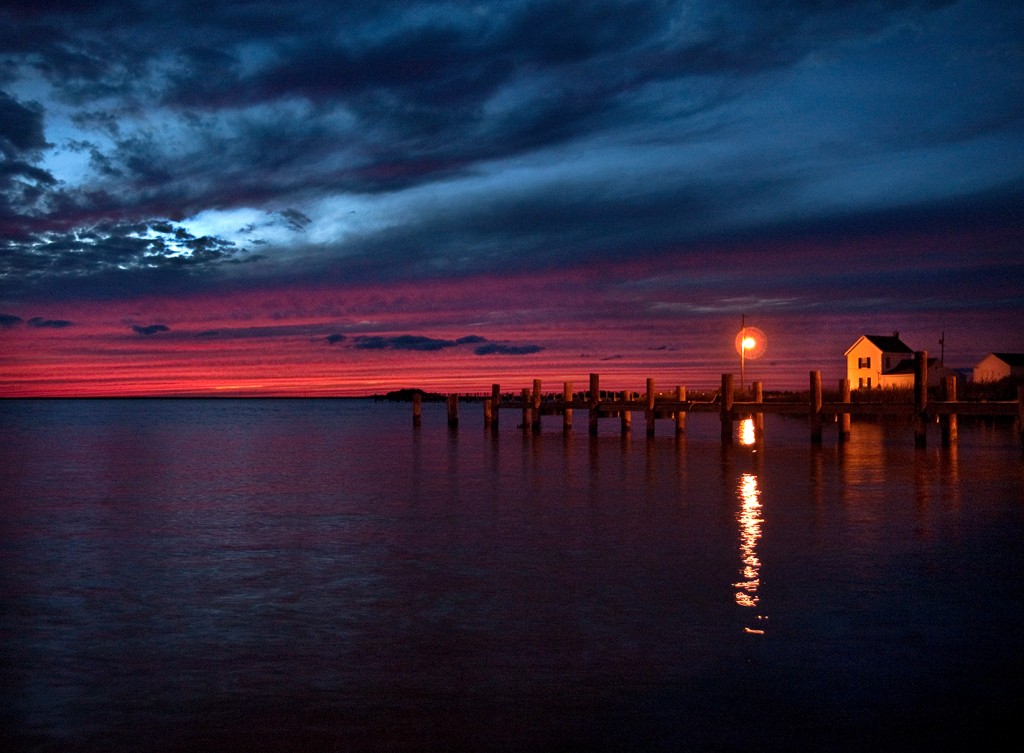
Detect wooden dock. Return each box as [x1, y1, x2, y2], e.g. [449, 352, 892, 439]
[413, 351, 1024, 448]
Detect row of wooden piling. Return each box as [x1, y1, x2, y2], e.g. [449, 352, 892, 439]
[412, 351, 1024, 448]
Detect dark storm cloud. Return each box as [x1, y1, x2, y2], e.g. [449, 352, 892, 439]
[334, 181, 739, 276]
[0, 91, 49, 156]
[349, 333, 539, 354]
[27, 316, 71, 328]
[188, 323, 337, 341]
[473, 342, 543, 356]
[0, 0, 1021, 316]
[353, 335, 460, 351]
[0, 312, 76, 329]
[132, 323, 169, 335]
[0, 218, 259, 299]
[0, 91, 57, 225]
[0, 160, 57, 185]
[2, 0, 974, 211]
[0, 313, 24, 327]
[158, 0, 945, 169]
[279, 209, 312, 232]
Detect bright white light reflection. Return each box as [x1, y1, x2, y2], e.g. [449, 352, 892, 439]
[739, 417, 756, 446]
[735, 472, 767, 634]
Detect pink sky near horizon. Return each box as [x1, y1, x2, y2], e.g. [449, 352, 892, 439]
[2, 267, 1015, 398]
[3, 2, 1023, 398]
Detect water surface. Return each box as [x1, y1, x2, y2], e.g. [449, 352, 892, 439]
[2, 399, 1021, 752]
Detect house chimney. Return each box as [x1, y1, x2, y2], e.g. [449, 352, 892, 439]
[892, 330, 899, 339]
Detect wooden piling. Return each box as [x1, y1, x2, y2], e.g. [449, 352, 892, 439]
[447, 394, 459, 429]
[563, 381, 573, 433]
[752, 381, 764, 439]
[412, 392, 422, 427]
[838, 379, 851, 442]
[589, 373, 600, 436]
[532, 379, 542, 434]
[646, 378, 656, 438]
[521, 387, 532, 433]
[810, 370, 823, 445]
[621, 390, 632, 436]
[914, 351, 928, 448]
[491, 383, 501, 431]
[941, 375, 958, 447]
[483, 398, 493, 429]
[720, 373, 734, 443]
[675, 385, 686, 434]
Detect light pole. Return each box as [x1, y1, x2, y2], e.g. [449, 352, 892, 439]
[740, 315, 747, 391]
[735, 316, 765, 394]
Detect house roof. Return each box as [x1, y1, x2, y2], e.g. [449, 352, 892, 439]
[884, 357, 948, 375]
[863, 335, 913, 353]
[844, 334, 914, 357]
[994, 352, 1024, 366]
[976, 352, 1024, 368]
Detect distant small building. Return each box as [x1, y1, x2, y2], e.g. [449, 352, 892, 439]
[844, 333, 913, 389]
[878, 357, 960, 389]
[973, 352, 1024, 383]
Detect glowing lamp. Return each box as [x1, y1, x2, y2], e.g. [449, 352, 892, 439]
[734, 328, 766, 360]
[734, 318, 766, 390]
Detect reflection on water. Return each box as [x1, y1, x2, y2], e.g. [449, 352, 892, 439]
[739, 416, 757, 446]
[734, 418, 766, 633]
[735, 472, 767, 634]
[2, 401, 1023, 753]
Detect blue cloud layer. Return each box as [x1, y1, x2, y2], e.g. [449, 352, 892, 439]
[0, 0, 1021, 328]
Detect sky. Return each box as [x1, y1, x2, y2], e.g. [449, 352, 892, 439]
[1, 0, 1022, 396]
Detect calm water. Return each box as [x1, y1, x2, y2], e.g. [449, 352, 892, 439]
[1, 399, 1022, 752]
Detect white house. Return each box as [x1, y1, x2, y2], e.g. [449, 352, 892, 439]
[973, 353, 1024, 383]
[844, 333, 914, 389]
